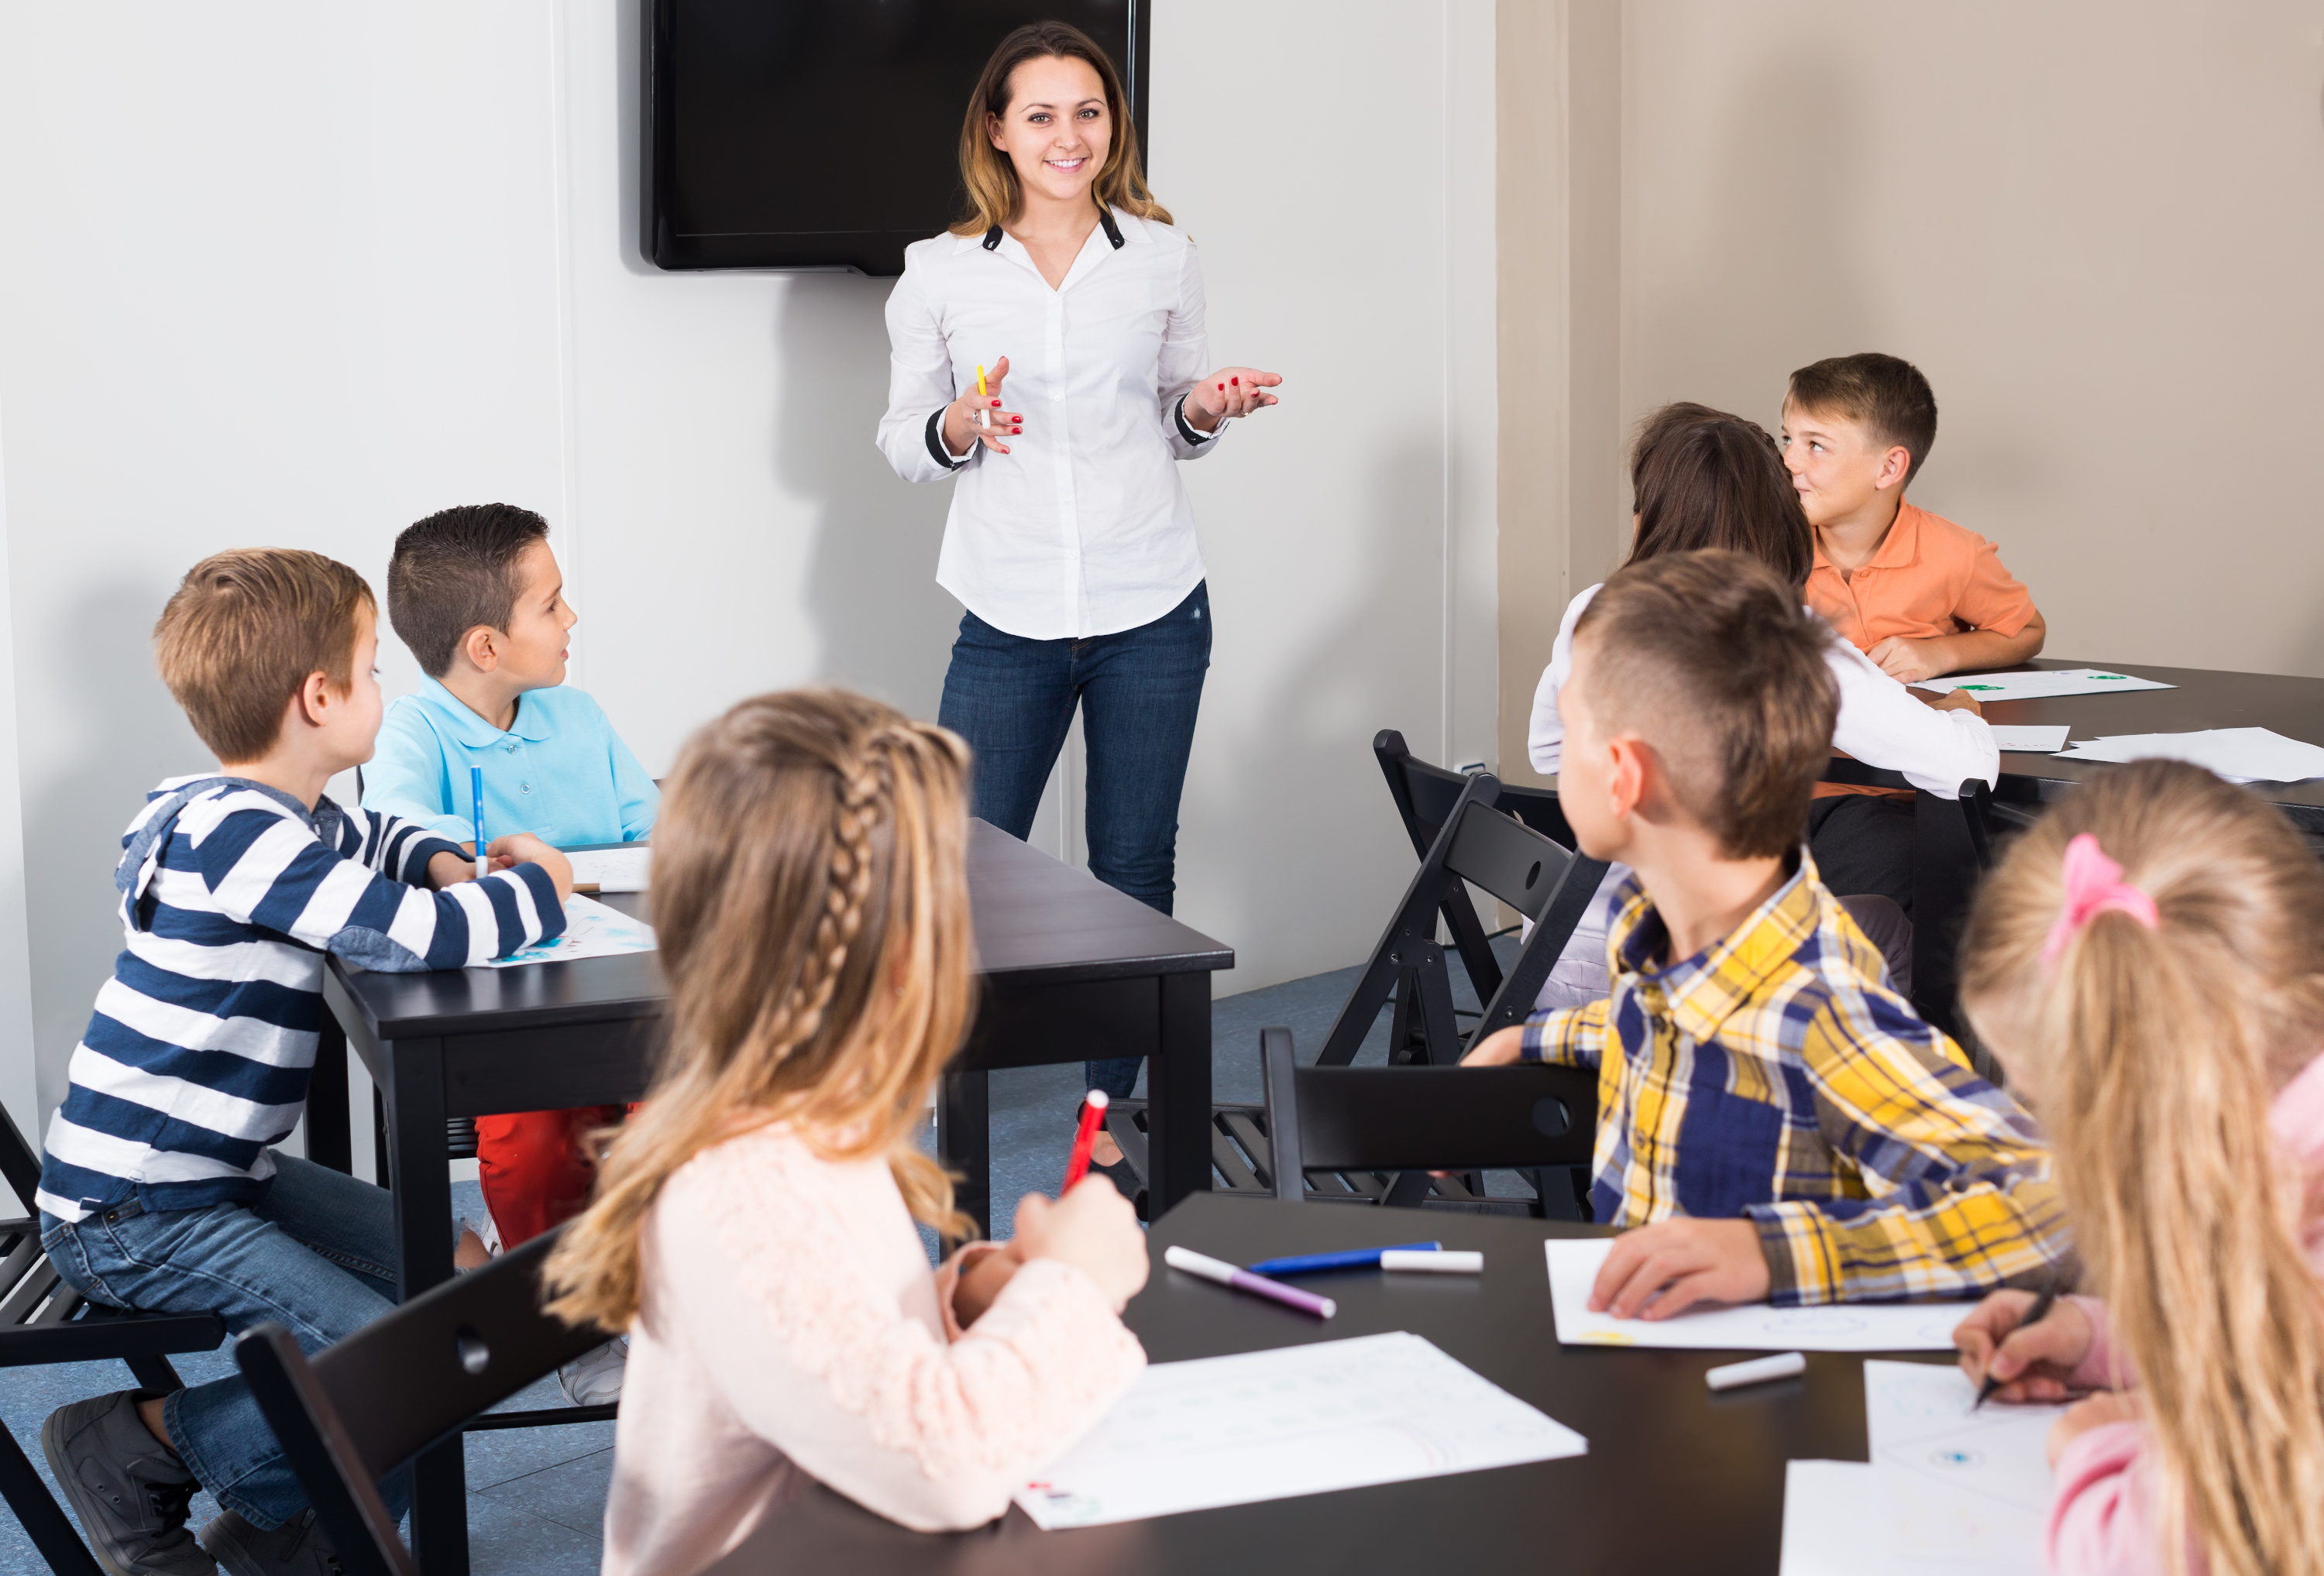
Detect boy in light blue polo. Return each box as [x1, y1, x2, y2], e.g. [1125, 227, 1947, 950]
[363, 501, 652, 1405]
[365, 506, 655, 847]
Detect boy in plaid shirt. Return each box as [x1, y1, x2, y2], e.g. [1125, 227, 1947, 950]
[1467, 550, 2064, 1314]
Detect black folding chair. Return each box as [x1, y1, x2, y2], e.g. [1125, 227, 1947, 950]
[1260, 1027, 1597, 1208]
[1316, 771, 1608, 1070]
[1372, 730, 1578, 1011]
[234, 1227, 616, 1576]
[1820, 759, 1995, 1042]
[0, 1105, 226, 1576]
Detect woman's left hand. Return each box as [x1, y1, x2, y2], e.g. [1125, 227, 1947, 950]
[1184, 366, 1282, 431]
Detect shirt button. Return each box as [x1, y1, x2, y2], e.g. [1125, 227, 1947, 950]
[520, 783, 532, 794]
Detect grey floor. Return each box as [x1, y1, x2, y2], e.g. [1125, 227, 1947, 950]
[0, 943, 1511, 1574]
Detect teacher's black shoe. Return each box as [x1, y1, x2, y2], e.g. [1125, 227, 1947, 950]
[200, 1508, 342, 1576]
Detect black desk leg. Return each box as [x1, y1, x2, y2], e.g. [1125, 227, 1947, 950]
[383, 1038, 469, 1574]
[940, 1067, 992, 1240]
[1146, 972, 1213, 1217]
[306, 1016, 350, 1175]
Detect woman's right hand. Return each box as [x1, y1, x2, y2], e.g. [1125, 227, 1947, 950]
[1954, 1289, 2095, 1403]
[1011, 1177, 1148, 1310]
[941, 354, 1023, 458]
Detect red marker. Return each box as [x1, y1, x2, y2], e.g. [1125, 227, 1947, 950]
[1062, 1090, 1111, 1189]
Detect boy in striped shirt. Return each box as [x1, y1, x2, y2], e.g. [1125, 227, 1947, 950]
[1466, 551, 2066, 1318]
[34, 549, 573, 1576]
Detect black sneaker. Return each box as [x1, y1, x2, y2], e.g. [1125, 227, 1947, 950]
[198, 1509, 343, 1576]
[38, 1389, 212, 1576]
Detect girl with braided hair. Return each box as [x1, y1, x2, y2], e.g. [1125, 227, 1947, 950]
[1951, 759, 2324, 1576]
[545, 689, 1147, 1572]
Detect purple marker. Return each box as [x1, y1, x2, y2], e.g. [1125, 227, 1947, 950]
[1164, 1245, 1336, 1319]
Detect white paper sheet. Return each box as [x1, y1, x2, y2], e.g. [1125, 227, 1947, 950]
[1545, 1239, 1974, 1351]
[1012, 1331, 1587, 1530]
[1910, 668, 2174, 702]
[1986, 725, 2070, 754]
[476, 893, 656, 968]
[1778, 1361, 2067, 1574]
[2051, 726, 2324, 785]
[563, 845, 651, 892]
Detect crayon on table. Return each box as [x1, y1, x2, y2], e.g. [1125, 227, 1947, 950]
[1381, 1249, 1483, 1274]
[1246, 1241, 1441, 1276]
[1164, 1246, 1336, 1319]
[1705, 1352, 1806, 1392]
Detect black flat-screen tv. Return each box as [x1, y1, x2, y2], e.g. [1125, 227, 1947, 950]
[645, 1, 1149, 276]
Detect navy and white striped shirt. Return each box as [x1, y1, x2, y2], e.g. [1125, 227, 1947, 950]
[36, 775, 566, 1222]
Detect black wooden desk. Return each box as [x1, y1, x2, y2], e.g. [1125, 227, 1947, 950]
[303, 819, 1231, 1574]
[703, 1193, 1951, 1576]
[1984, 658, 2324, 833]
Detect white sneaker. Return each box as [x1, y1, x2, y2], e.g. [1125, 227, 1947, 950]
[559, 1337, 628, 1406]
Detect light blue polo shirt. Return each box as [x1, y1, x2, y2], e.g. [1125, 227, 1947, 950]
[363, 675, 658, 849]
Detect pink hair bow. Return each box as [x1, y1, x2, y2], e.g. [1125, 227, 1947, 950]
[2040, 833, 2159, 967]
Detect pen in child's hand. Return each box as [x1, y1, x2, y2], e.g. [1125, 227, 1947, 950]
[1974, 1262, 2068, 1410]
[470, 766, 488, 882]
[1062, 1090, 1109, 1190]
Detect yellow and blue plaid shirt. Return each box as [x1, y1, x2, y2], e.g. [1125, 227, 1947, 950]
[1521, 852, 2067, 1306]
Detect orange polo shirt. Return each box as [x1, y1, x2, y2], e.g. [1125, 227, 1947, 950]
[1807, 502, 2037, 655]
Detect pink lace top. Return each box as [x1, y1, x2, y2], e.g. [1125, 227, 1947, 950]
[600, 1125, 1147, 1576]
[2047, 1049, 2324, 1575]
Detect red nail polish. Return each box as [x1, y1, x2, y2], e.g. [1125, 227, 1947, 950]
[1218, 383, 1226, 391]
[1231, 376, 1239, 386]
[1011, 425, 1022, 433]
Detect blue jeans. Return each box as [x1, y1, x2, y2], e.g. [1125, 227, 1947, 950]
[40, 1153, 409, 1530]
[939, 582, 1212, 1102]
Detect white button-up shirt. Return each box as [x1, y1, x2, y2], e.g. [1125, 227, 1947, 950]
[877, 208, 1225, 640]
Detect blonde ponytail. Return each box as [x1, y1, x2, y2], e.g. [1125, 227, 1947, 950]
[1961, 761, 2324, 1576]
[545, 692, 977, 1332]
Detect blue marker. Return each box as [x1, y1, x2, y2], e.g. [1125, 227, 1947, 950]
[470, 765, 488, 881]
[1246, 1241, 1442, 1277]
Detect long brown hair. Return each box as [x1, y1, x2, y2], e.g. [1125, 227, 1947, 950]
[1624, 403, 1815, 591]
[949, 21, 1169, 236]
[1958, 761, 2324, 1576]
[545, 690, 977, 1331]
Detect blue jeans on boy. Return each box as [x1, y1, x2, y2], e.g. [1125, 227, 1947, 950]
[938, 582, 1212, 1101]
[40, 1152, 410, 1530]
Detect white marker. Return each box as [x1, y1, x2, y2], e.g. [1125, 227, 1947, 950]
[1705, 1351, 1807, 1392]
[1380, 1249, 1483, 1274]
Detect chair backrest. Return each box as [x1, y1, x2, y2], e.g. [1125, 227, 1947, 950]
[1318, 773, 1610, 1066]
[0, 1097, 43, 1219]
[235, 1228, 614, 1576]
[1373, 729, 1475, 860]
[1260, 1027, 1595, 1197]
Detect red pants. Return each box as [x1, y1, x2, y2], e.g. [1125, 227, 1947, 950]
[475, 1105, 629, 1247]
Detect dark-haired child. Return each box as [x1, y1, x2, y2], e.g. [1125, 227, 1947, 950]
[1473, 550, 2063, 1315]
[362, 503, 655, 1403]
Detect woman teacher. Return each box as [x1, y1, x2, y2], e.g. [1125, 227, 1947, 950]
[877, 21, 1278, 1192]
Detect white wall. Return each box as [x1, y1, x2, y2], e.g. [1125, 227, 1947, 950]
[0, 2, 1497, 1129]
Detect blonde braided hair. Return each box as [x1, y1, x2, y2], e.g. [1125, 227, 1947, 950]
[546, 692, 977, 1331]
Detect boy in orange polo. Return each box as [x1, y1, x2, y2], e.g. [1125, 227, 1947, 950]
[1781, 353, 2044, 685]
[1781, 353, 2041, 911]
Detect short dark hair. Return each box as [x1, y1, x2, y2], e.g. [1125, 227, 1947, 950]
[1572, 550, 1836, 860]
[387, 504, 551, 677]
[1627, 403, 1814, 589]
[1785, 353, 1938, 486]
[155, 549, 374, 763]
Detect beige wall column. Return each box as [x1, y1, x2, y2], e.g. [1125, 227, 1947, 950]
[1497, 0, 1624, 788]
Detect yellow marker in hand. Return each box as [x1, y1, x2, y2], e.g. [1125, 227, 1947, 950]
[976, 363, 989, 429]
